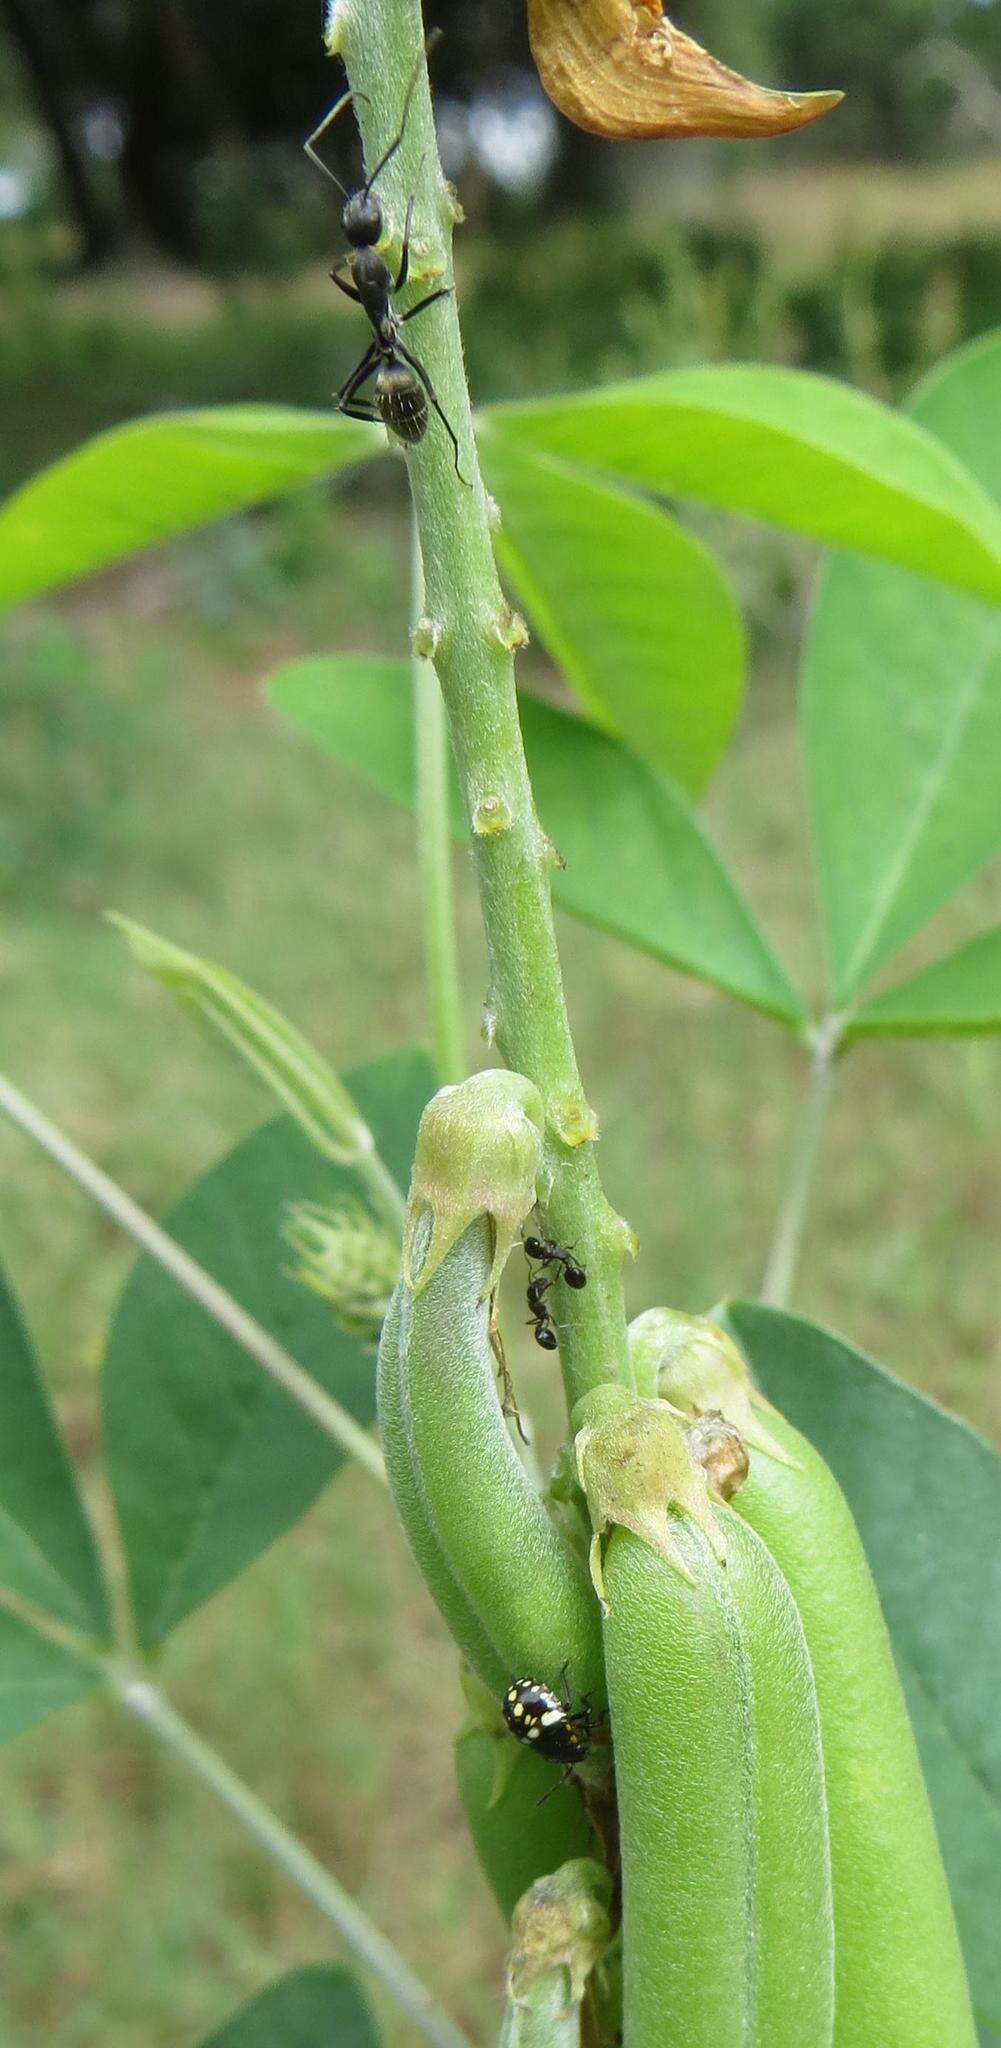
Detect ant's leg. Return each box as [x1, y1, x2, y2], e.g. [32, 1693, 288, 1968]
[330, 265, 362, 305]
[395, 188, 416, 292]
[401, 286, 452, 322]
[341, 399, 382, 424]
[336, 344, 378, 410]
[365, 29, 442, 195]
[304, 87, 372, 194]
[397, 341, 469, 484]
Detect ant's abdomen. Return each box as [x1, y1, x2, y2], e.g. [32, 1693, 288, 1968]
[376, 361, 428, 443]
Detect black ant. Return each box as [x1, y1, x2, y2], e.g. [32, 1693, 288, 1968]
[304, 31, 469, 482]
[523, 1236, 586, 1350]
[526, 1270, 559, 1351]
[524, 1236, 587, 1290]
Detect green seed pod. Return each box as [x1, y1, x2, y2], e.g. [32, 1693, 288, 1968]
[454, 1726, 597, 1924]
[733, 1401, 977, 2048]
[377, 1285, 507, 1691]
[646, 1311, 977, 2048]
[393, 1214, 605, 1705]
[603, 1511, 834, 2048]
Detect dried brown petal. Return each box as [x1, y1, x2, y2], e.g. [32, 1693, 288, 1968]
[528, 0, 843, 140]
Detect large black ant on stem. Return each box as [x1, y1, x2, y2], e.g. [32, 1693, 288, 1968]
[304, 31, 468, 481]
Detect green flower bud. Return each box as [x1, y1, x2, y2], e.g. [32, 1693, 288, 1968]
[110, 914, 378, 1174]
[403, 1069, 545, 1296]
[629, 1307, 796, 1466]
[284, 1199, 399, 1341]
[507, 1859, 613, 2007]
[572, 1384, 725, 1607]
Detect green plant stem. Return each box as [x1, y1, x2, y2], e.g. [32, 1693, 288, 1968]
[1, 1590, 470, 2045]
[760, 1023, 839, 1309]
[331, 0, 631, 1408]
[112, 1670, 473, 2048]
[412, 517, 465, 1084]
[0, 1070, 387, 1485]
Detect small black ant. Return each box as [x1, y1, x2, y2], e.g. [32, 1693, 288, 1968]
[526, 1270, 559, 1351]
[304, 30, 468, 481]
[524, 1236, 588, 1290]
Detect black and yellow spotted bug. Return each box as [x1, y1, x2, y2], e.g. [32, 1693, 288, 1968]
[502, 1674, 592, 1767]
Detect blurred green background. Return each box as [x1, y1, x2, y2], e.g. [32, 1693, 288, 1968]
[1, 2, 1000, 2043]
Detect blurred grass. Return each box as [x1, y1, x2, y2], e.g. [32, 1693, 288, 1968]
[1, 196, 1000, 2045]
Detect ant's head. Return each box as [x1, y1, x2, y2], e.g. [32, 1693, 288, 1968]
[342, 187, 382, 247]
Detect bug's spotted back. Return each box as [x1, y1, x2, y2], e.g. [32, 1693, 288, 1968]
[502, 1676, 591, 1766]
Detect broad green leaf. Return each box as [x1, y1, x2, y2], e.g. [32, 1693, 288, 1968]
[200, 1967, 379, 2048]
[849, 928, 1001, 1039]
[267, 656, 804, 1027]
[0, 1605, 101, 1748]
[804, 334, 1001, 1006]
[481, 364, 1001, 605]
[0, 1258, 110, 1635]
[805, 567, 1000, 1003]
[0, 407, 378, 612]
[480, 435, 744, 795]
[104, 1049, 431, 1650]
[909, 330, 1001, 508]
[727, 1298, 1001, 2032]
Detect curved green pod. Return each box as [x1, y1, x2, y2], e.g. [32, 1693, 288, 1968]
[733, 1404, 977, 2048]
[393, 1216, 605, 1704]
[603, 1511, 834, 2048]
[377, 1283, 508, 1691]
[454, 1726, 596, 1924]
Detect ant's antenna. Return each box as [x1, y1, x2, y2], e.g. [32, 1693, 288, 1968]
[363, 27, 442, 196]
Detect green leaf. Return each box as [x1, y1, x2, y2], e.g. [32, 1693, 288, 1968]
[104, 1050, 431, 1650]
[481, 364, 1001, 605]
[726, 1298, 1001, 2033]
[0, 407, 378, 613]
[480, 435, 744, 795]
[849, 928, 1001, 1039]
[804, 564, 1000, 1004]
[0, 1258, 110, 1635]
[0, 1605, 101, 1749]
[804, 332, 1001, 1004]
[909, 330, 1001, 507]
[267, 656, 805, 1027]
[200, 1967, 379, 2048]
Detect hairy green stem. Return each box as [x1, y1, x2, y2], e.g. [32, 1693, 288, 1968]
[760, 1022, 839, 1309]
[412, 518, 465, 1084]
[114, 1672, 472, 2048]
[330, 0, 631, 1407]
[0, 1070, 387, 1484]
